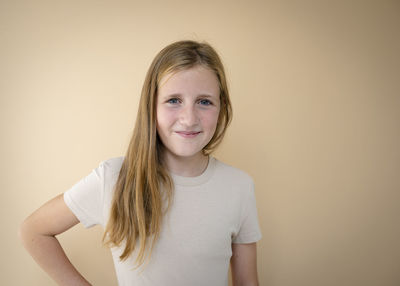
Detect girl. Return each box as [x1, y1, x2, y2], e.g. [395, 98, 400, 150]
[19, 40, 262, 286]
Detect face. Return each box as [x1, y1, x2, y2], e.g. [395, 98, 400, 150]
[156, 65, 220, 161]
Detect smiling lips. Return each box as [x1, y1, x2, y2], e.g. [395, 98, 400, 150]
[175, 131, 201, 138]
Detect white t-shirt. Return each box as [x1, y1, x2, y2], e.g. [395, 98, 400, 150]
[64, 156, 262, 286]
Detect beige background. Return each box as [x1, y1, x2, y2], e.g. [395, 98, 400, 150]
[1, 0, 399, 285]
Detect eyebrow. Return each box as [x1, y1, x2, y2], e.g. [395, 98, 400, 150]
[164, 93, 216, 98]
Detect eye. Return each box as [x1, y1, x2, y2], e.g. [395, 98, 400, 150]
[199, 99, 212, 106]
[167, 98, 180, 104]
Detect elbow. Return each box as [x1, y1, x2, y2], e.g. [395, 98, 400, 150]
[18, 217, 37, 247]
[18, 218, 30, 245]
[243, 283, 259, 286]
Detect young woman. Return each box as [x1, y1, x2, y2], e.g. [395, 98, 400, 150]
[19, 40, 262, 286]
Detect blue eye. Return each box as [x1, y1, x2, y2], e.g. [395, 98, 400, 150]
[167, 98, 180, 104]
[199, 99, 212, 106]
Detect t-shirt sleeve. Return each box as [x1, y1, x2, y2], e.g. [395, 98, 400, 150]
[63, 160, 106, 228]
[232, 179, 262, 244]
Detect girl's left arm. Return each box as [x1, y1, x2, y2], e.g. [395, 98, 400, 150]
[230, 242, 259, 286]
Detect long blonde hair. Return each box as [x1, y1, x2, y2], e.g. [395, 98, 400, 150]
[102, 40, 233, 268]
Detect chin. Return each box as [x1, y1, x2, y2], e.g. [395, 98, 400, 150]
[170, 147, 205, 158]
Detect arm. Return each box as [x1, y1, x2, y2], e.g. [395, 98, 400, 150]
[230, 242, 259, 286]
[19, 193, 92, 286]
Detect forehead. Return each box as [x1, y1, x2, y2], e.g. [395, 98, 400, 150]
[158, 65, 220, 96]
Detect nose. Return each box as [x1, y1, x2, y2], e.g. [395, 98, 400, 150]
[179, 104, 199, 127]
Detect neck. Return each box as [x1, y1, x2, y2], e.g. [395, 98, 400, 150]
[162, 151, 209, 177]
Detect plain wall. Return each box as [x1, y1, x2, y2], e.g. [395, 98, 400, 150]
[1, 0, 399, 285]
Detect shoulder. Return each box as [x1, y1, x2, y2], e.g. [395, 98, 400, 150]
[212, 157, 254, 188]
[99, 156, 125, 175]
[97, 156, 125, 207]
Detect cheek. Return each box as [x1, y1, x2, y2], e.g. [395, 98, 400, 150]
[156, 107, 165, 133]
[157, 107, 175, 130]
[202, 110, 220, 129]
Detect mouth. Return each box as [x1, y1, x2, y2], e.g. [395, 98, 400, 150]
[175, 131, 201, 138]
